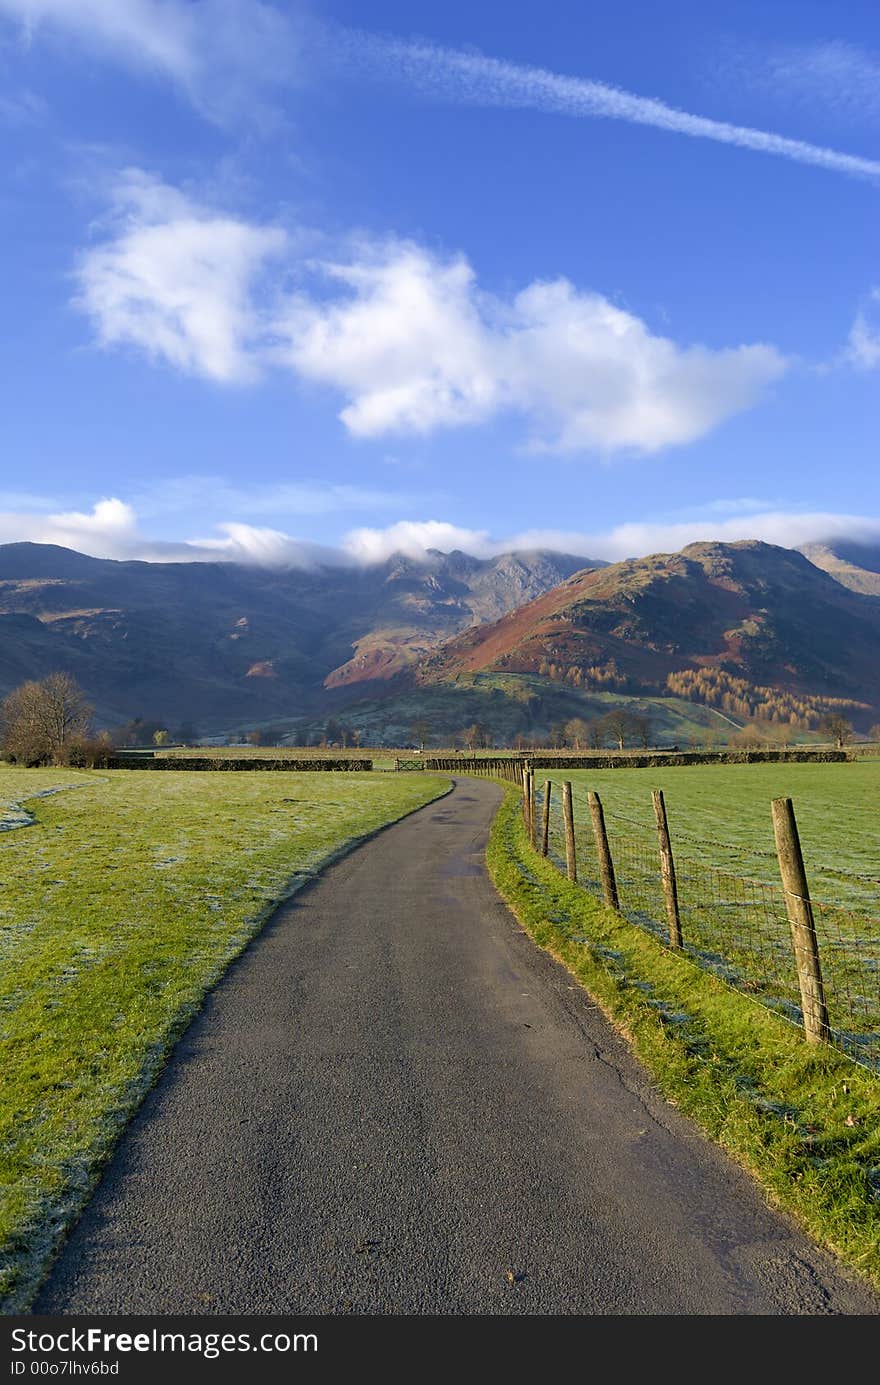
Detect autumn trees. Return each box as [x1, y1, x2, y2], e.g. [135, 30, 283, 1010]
[666, 667, 865, 732]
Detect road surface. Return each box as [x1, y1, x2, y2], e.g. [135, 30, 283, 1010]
[37, 778, 878, 1315]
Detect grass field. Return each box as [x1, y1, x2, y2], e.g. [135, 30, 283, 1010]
[0, 766, 448, 1311]
[538, 761, 879, 1065]
[556, 761, 879, 909]
[487, 791, 880, 1292]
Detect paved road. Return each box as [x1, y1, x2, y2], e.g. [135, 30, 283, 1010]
[38, 779, 878, 1315]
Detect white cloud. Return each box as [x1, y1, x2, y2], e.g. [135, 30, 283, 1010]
[185, 522, 337, 569]
[0, 0, 299, 123]
[277, 240, 787, 453]
[0, 497, 343, 566]
[75, 170, 287, 382]
[846, 289, 880, 370]
[2, 499, 880, 569]
[0, 497, 142, 558]
[506, 278, 784, 452]
[549, 512, 880, 563]
[344, 520, 493, 564]
[344, 511, 880, 566]
[337, 28, 880, 182]
[77, 179, 788, 453]
[280, 246, 501, 436]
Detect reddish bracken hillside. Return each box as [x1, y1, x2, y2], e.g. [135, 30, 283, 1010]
[417, 541, 880, 715]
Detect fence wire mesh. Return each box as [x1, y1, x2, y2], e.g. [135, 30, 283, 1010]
[537, 779, 880, 1071]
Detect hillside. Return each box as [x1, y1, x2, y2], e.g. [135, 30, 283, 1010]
[415, 541, 880, 731]
[0, 543, 585, 727]
[2, 537, 877, 743]
[800, 540, 880, 597]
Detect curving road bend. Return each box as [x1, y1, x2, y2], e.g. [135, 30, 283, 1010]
[37, 778, 878, 1315]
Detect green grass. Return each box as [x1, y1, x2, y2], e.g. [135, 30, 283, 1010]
[486, 789, 880, 1292]
[557, 761, 879, 909]
[0, 766, 448, 1312]
[535, 762, 880, 1066]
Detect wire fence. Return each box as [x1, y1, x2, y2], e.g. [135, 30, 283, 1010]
[533, 777, 880, 1072]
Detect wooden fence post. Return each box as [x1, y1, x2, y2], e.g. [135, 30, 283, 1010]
[771, 797, 830, 1045]
[541, 780, 551, 857]
[652, 788, 682, 948]
[562, 781, 577, 882]
[528, 770, 537, 850]
[588, 790, 618, 911]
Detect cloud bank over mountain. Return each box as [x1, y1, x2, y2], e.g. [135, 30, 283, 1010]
[2, 497, 879, 570]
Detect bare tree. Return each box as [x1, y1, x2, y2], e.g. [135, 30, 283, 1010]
[1, 673, 93, 765]
[462, 722, 489, 749]
[0, 682, 44, 764]
[596, 708, 638, 751]
[818, 714, 853, 749]
[411, 719, 432, 751]
[563, 717, 591, 750]
[633, 714, 653, 748]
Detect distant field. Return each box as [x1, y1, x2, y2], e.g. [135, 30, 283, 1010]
[0, 766, 448, 1310]
[287, 674, 753, 748]
[553, 761, 878, 911]
[539, 761, 879, 1063]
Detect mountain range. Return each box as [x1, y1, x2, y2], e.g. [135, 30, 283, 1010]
[0, 536, 877, 743]
[0, 542, 584, 727]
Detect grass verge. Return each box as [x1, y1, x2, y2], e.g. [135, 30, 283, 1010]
[485, 787, 880, 1292]
[0, 768, 449, 1312]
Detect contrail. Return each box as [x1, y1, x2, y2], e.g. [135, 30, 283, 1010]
[337, 28, 880, 182]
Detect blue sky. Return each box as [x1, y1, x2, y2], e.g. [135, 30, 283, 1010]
[0, 0, 877, 566]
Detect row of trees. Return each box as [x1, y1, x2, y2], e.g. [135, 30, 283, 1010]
[548, 711, 653, 750]
[429, 711, 867, 753]
[114, 717, 199, 747]
[414, 711, 655, 752]
[665, 667, 868, 731]
[0, 672, 872, 765]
